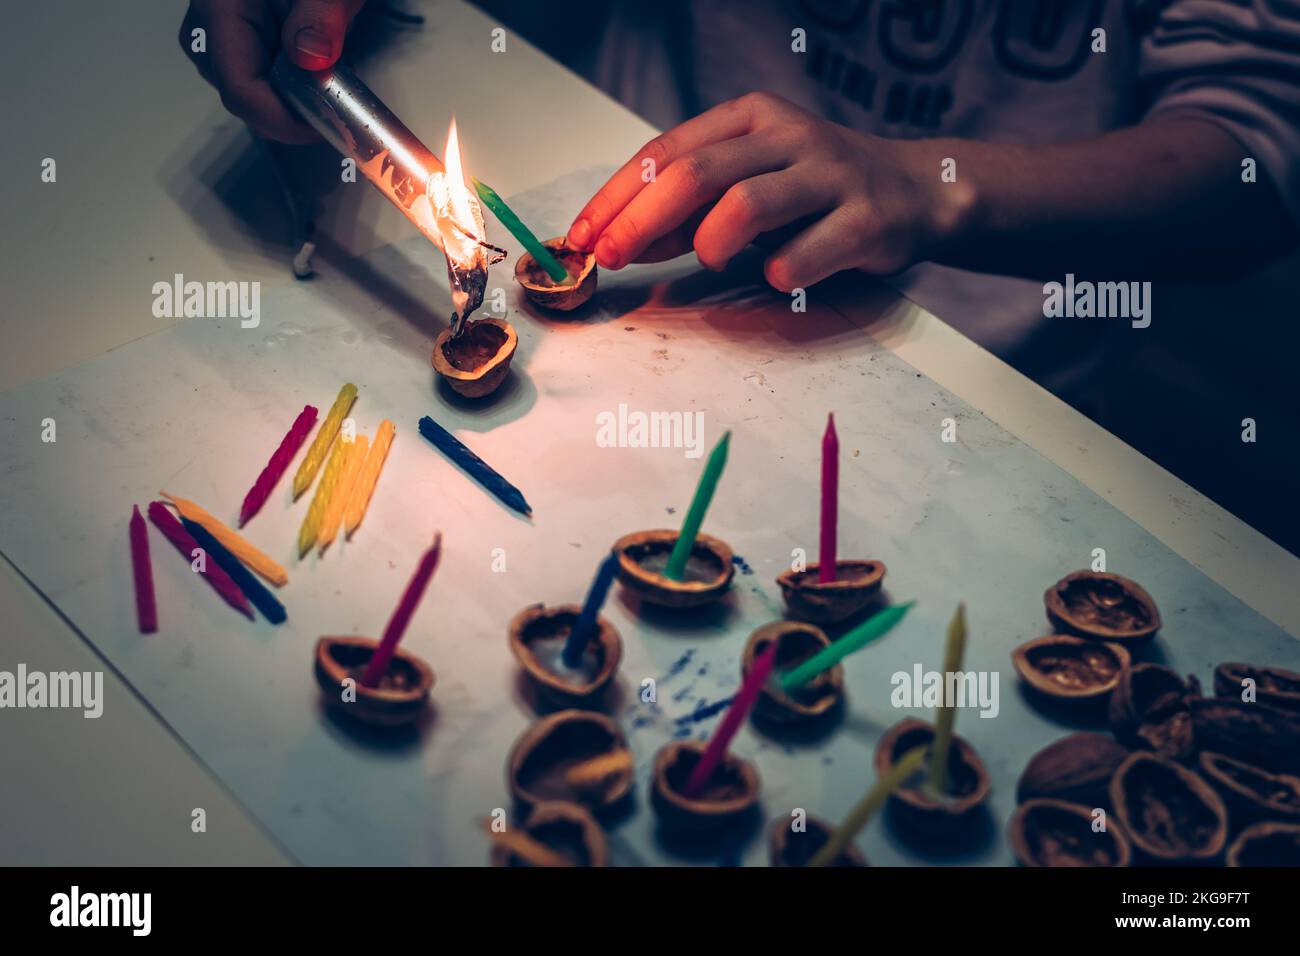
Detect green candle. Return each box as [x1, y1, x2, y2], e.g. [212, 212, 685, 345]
[663, 431, 731, 581]
[927, 602, 967, 795]
[777, 601, 914, 693]
[807, 745, 927, 868]
[472, 177, 571, 283]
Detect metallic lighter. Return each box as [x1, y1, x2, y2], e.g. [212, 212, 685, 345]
[270, 54, 486, 334]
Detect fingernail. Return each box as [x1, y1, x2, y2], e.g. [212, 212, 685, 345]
[294, 27, 332, 61]
[595, 236, 621, 269]
[567, 219, 591, 250]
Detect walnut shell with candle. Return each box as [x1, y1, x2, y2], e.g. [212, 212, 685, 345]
[874, 718, 991, 839]
[775, 560, 885, 625]
[313, 636, 434, 728]
[432, 316, 517, 398]
[611, 529, 734, 609]
[768, 814, 867, 867]
[650, 739, 761, 833]
[508, 603, 623, 709]
[742, 621, 843, 725]
[514, 237, 597, 312]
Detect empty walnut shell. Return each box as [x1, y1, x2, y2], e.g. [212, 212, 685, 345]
[742, 621, 843, 725]
[514, 237, 597, 312]
[612, 529, 733, 609]
[1044, 570, 1161, 644]
[1012, 635, 1130, 704]
[508, 603, 622, 708]
[1190, 697, 1300, 774]
[774, 560, 886, 624]
[1226, 821, 1300, 867]
[1108, 663, 1199, 761]
[1017, 732, 1131, 809]
[508, 710, 634, 813]
[651, 740, 761, 833]
[1197, 751, 1300, 828]
[1214, 662, 1300, 713]
[432, 316, 517, 398]
[874, 718, 991, 838]
[313, 636, 434, 728]
[490, 801, 609, 867]
[768, 814, 867, 867]
[1109, 751, 1228, 864]
[1008, 798, 1131, 867]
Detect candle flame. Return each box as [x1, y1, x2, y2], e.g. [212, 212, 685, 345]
[428, 118, 486, 271]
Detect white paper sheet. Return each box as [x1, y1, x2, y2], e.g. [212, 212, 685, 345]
[1, 168, 1295, 865]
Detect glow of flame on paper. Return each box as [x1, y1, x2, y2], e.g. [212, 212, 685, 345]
[424, 119, 488, 324]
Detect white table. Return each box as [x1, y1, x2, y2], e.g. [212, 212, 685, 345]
[1, 0, 1295, 865]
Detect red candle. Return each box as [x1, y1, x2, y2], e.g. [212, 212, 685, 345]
[361, 532, 442, 688]
[818, 413, 838, 583]
[682, 641, 778, 799]
[147, 501, 253, 619]
[129, 505, 158, 633]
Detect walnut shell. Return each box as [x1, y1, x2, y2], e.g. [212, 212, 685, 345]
[768, 814, 867, 867]
[1214, 662, 1300, 714]
[431, 316, 517, 398]
[1008, 798, 1131, 867]
[1190, 697, 1300, 775]
[1197, 751, 1300, 829]
[1109, 751, 1228, 864]
[774, 560, 885, 624]
[1226, 821, 1300, 866]
[514, 238, 597, 312]
[1012, 635, 1129, 704]
[1044, 570, 1161, 643]
[1017, 732, 1130, 809]
[1108, 663, 1199, 761]
[313, 636, 433, 728]
[489, 801, 609, 867]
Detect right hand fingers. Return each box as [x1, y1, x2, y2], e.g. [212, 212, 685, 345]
[591, 128, 793, 270]
[566, 95, 761, 254]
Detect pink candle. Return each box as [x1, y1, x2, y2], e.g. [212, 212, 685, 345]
[361, 532, 442, 688]
[682, 641, 778, 799]
[147, 501, 253, 619]
[129, 505, 158, 633]
[818, 413, 838, 583]
[239, 405, 318, 526]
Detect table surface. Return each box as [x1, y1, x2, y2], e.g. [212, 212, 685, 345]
[1, 0, 1296, 866]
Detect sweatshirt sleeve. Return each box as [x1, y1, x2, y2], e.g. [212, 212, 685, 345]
[1138, 0, 1300, 226]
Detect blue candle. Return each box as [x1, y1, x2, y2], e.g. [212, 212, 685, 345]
[563, 552, 618, 668]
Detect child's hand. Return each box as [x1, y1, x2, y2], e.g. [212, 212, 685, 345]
[566, 92, 970, 291]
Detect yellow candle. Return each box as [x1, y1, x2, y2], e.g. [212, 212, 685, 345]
[292, 383, 357, 499]
[927, 602, 968, 795]
[160, 491, 288, 587]
[318, 435, 367, 555]
[344, 419, 395, 538]
[298, 437, 350, 557]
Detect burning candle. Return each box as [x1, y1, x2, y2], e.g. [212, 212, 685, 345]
[682, 641, 778, 800]
[927, 602, 967, 795]
[129, 505, 157, 633]
[818, 413, 838, 584]
[472, 178, 570, 284]
[777, 601, 914, 693]
[663, 431, 731, 582]
[562, 552, 618, 668]
[807, 746, 927, 868]
[360, 532, 442, 688]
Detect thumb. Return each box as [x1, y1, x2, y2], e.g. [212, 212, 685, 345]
[282, 0, 365, 70]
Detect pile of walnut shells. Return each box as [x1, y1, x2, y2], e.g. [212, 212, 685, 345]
[1010, 570, 1300, 866]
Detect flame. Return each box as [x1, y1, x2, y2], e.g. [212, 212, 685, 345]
[425, 117, 486, 273]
